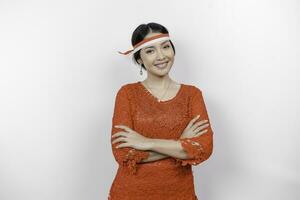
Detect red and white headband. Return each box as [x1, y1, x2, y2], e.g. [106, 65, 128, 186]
[118, 33, 170, 56]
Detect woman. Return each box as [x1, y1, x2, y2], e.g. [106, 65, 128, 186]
[108, 22, 214, 200]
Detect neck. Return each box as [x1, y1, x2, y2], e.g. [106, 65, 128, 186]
[144, 74, 173, 89]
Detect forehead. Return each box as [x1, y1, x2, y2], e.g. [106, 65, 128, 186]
[143, 40, 171, 49]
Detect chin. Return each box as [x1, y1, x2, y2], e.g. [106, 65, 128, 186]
[153, 65, 170, 72]
[155, 68, 171, 77]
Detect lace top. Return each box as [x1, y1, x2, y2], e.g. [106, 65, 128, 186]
[108, 81, 214, 200]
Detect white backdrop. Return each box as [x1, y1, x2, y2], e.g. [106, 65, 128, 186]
[0, 0, 299, 200]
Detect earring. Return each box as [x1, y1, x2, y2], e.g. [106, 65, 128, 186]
[140, 66, 143, 75]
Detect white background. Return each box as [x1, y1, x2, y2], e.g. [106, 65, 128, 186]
[0, 0, 299, 199]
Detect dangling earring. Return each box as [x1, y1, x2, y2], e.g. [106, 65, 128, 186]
[140, 66, 143, 75]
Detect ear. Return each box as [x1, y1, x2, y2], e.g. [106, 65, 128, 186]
[137, 58, 143, 65]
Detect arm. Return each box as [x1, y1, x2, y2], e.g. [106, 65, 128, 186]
[111, 85, 150, 174]
[146, 87, 214, 166]
[147, 139, 190, 159]
[174, 86, 214, 166]
[139, 151, 170, 163]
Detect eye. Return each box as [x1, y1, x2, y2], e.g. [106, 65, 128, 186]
[164, 45, 170, 49]
[146, 49, 154, 54]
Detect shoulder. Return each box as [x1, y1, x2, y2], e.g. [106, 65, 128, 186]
[117, 82, 137, 93]
[116, 82, 134, 91]
[182, 83, 203, 95]
[115, 82, 137, 99]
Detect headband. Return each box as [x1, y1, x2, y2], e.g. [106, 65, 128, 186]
[118, 33, 170, 56]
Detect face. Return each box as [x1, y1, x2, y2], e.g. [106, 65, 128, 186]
[137, 32, 175, 77]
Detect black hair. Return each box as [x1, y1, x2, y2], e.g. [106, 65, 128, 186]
[131, 22, 176, 71]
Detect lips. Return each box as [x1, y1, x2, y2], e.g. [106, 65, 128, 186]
[154, 61, 168, 68]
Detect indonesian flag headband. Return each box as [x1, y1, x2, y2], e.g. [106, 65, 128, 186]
[118, 33, 170, 56]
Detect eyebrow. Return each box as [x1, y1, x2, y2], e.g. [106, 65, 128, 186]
[144, 40, 170, 50]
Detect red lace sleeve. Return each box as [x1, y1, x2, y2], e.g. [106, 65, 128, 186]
[111, 85, 150, 174]
[175, 86, 214, 166]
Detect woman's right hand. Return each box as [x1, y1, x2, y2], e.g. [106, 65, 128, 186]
[180, 115, 210, 139]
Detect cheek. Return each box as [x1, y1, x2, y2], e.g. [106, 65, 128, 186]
[144, 56, 156, 64]
[166, 49, 175, 57]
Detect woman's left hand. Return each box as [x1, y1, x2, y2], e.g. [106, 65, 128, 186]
[111, 125, 152, 151]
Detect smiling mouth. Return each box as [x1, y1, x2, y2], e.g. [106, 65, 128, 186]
[154, 61, 168, 68]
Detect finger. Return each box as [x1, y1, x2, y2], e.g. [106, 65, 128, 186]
[111, 137, 127, 144]
[187, 115, 200, 128]
[111, 132, 124, 139]
[194, 129, 208, 137]
[194, 119, 209, 127]
[111, 131, 128, 138]
[193, 123, 209, 132]
[191, 120, 209, 131]
[114, 125, 132, 132]
[116, 142, 131, 148]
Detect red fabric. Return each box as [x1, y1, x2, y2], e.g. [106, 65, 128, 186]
[109, 82, 214, 200]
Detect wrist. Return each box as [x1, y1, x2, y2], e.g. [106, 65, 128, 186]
[147, 138, 154, 151]
[146, 138, 156, 151]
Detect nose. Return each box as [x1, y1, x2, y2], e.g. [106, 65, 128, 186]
[156, 48, 166, 60]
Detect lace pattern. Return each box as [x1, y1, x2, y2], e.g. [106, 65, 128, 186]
[109, 82, 214, 199]
[123, 149, 150, 175]
[175, 131, 213, 166]
[111, 85, 150, 175]
[174, 86, 214, 166]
